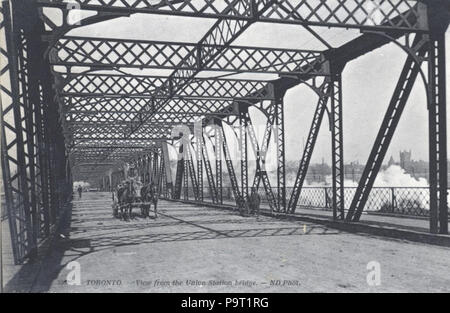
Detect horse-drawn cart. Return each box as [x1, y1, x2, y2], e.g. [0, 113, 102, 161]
[112, 180, 158, 220]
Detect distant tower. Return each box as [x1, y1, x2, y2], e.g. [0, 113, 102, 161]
[388, 156, 395, 166]
[399, 150, 412, 169]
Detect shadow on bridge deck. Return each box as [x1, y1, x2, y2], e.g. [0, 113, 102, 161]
[2, 192, 450, 293]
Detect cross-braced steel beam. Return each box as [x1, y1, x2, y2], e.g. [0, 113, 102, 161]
[61, 74, 275, 101]
[37, 0, 427, 32]
[51, 36, 326, 76]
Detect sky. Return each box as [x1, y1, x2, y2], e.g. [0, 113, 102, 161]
[61, 10, 450, 165]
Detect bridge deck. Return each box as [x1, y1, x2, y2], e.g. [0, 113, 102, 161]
[2, 192, 450, 292]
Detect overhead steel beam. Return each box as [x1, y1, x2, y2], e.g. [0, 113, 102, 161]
[47, 1, 431, 170]
[213, 9, 432, 123]
[61, 0, 275, 166]
[50, 36, 326, 76]
[61, 74, 275, 101]
[37, 0, 427, 32]
[64, 96, 235, 117]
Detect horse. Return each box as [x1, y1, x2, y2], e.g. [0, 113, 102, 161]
[117, 181, 137, 220]
[140, 182, 158, 219]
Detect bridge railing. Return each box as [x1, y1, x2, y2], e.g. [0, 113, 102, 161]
[286, 187, 432, 217]
[178, 186, 443, 218]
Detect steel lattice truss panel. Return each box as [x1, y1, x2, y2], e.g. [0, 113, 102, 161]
[36, 0, 430, 166]
[37, 0, 425, 31]
[61, 74, 274, 100]
[64, 96, 235, 119]
[51, 36, 325, 75]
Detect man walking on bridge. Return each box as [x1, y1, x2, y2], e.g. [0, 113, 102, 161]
[77, 185, 83, 199]
[247, 187, 261, 218]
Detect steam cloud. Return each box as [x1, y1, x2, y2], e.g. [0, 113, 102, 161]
[73, 181, 91, 190]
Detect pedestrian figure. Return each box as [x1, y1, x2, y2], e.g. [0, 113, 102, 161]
[77, 185, 83, 199]
[248, 187, 261, 218]
[150, 182, 159, 218]
[238, 195, 249, 216]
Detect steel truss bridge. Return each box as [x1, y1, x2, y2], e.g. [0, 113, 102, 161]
[0, 0, 449, 264]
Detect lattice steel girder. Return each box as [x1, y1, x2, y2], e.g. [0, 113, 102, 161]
[122, 0, 275, 143]
[71, 124, 175, 140]
[72, 138, 163, 148]
[203, 10, 432, 125]
[72, 144, 161, 150]
[66, 111, 202, 124]
[61, 74, 275, 101]
[0, 1, 38, 264]
[50, 36, 327, 75]
[37, 0, 428, 32]
[72, 148, 148, 156]
[69, 121, 190, 128]
[65, 96, 235, 115]
[72, 147, 153, 156]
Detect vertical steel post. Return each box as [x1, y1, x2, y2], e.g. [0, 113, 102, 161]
[428, 33, 448, 234]
[330, 74, 345, 220]
[174, 143, 184, 200]
[239, 105, 249, 200]
[1, 1, 36, 262]
[195, 126, 204, 202]
[202, 135, 218, 203]
[274, 88, 286, 213]
[214, 121, 223, 204]
[161, 142, 173, 198]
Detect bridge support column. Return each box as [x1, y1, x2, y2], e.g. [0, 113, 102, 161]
[174, 143, 184, 200]
[214, 123, 223, 204]
[239, 105, 249, 200]
[330, 74, 345, 220]
[218, 121, 242, 208]
[202, 134, 218, 204]
[428, 32, 448, 234]
[274, 87, 287, 213]
[161, 142, 173, 198]
[194, 124, 204, 202]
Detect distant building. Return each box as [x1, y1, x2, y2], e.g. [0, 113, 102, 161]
[399, 150, 412, 169]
